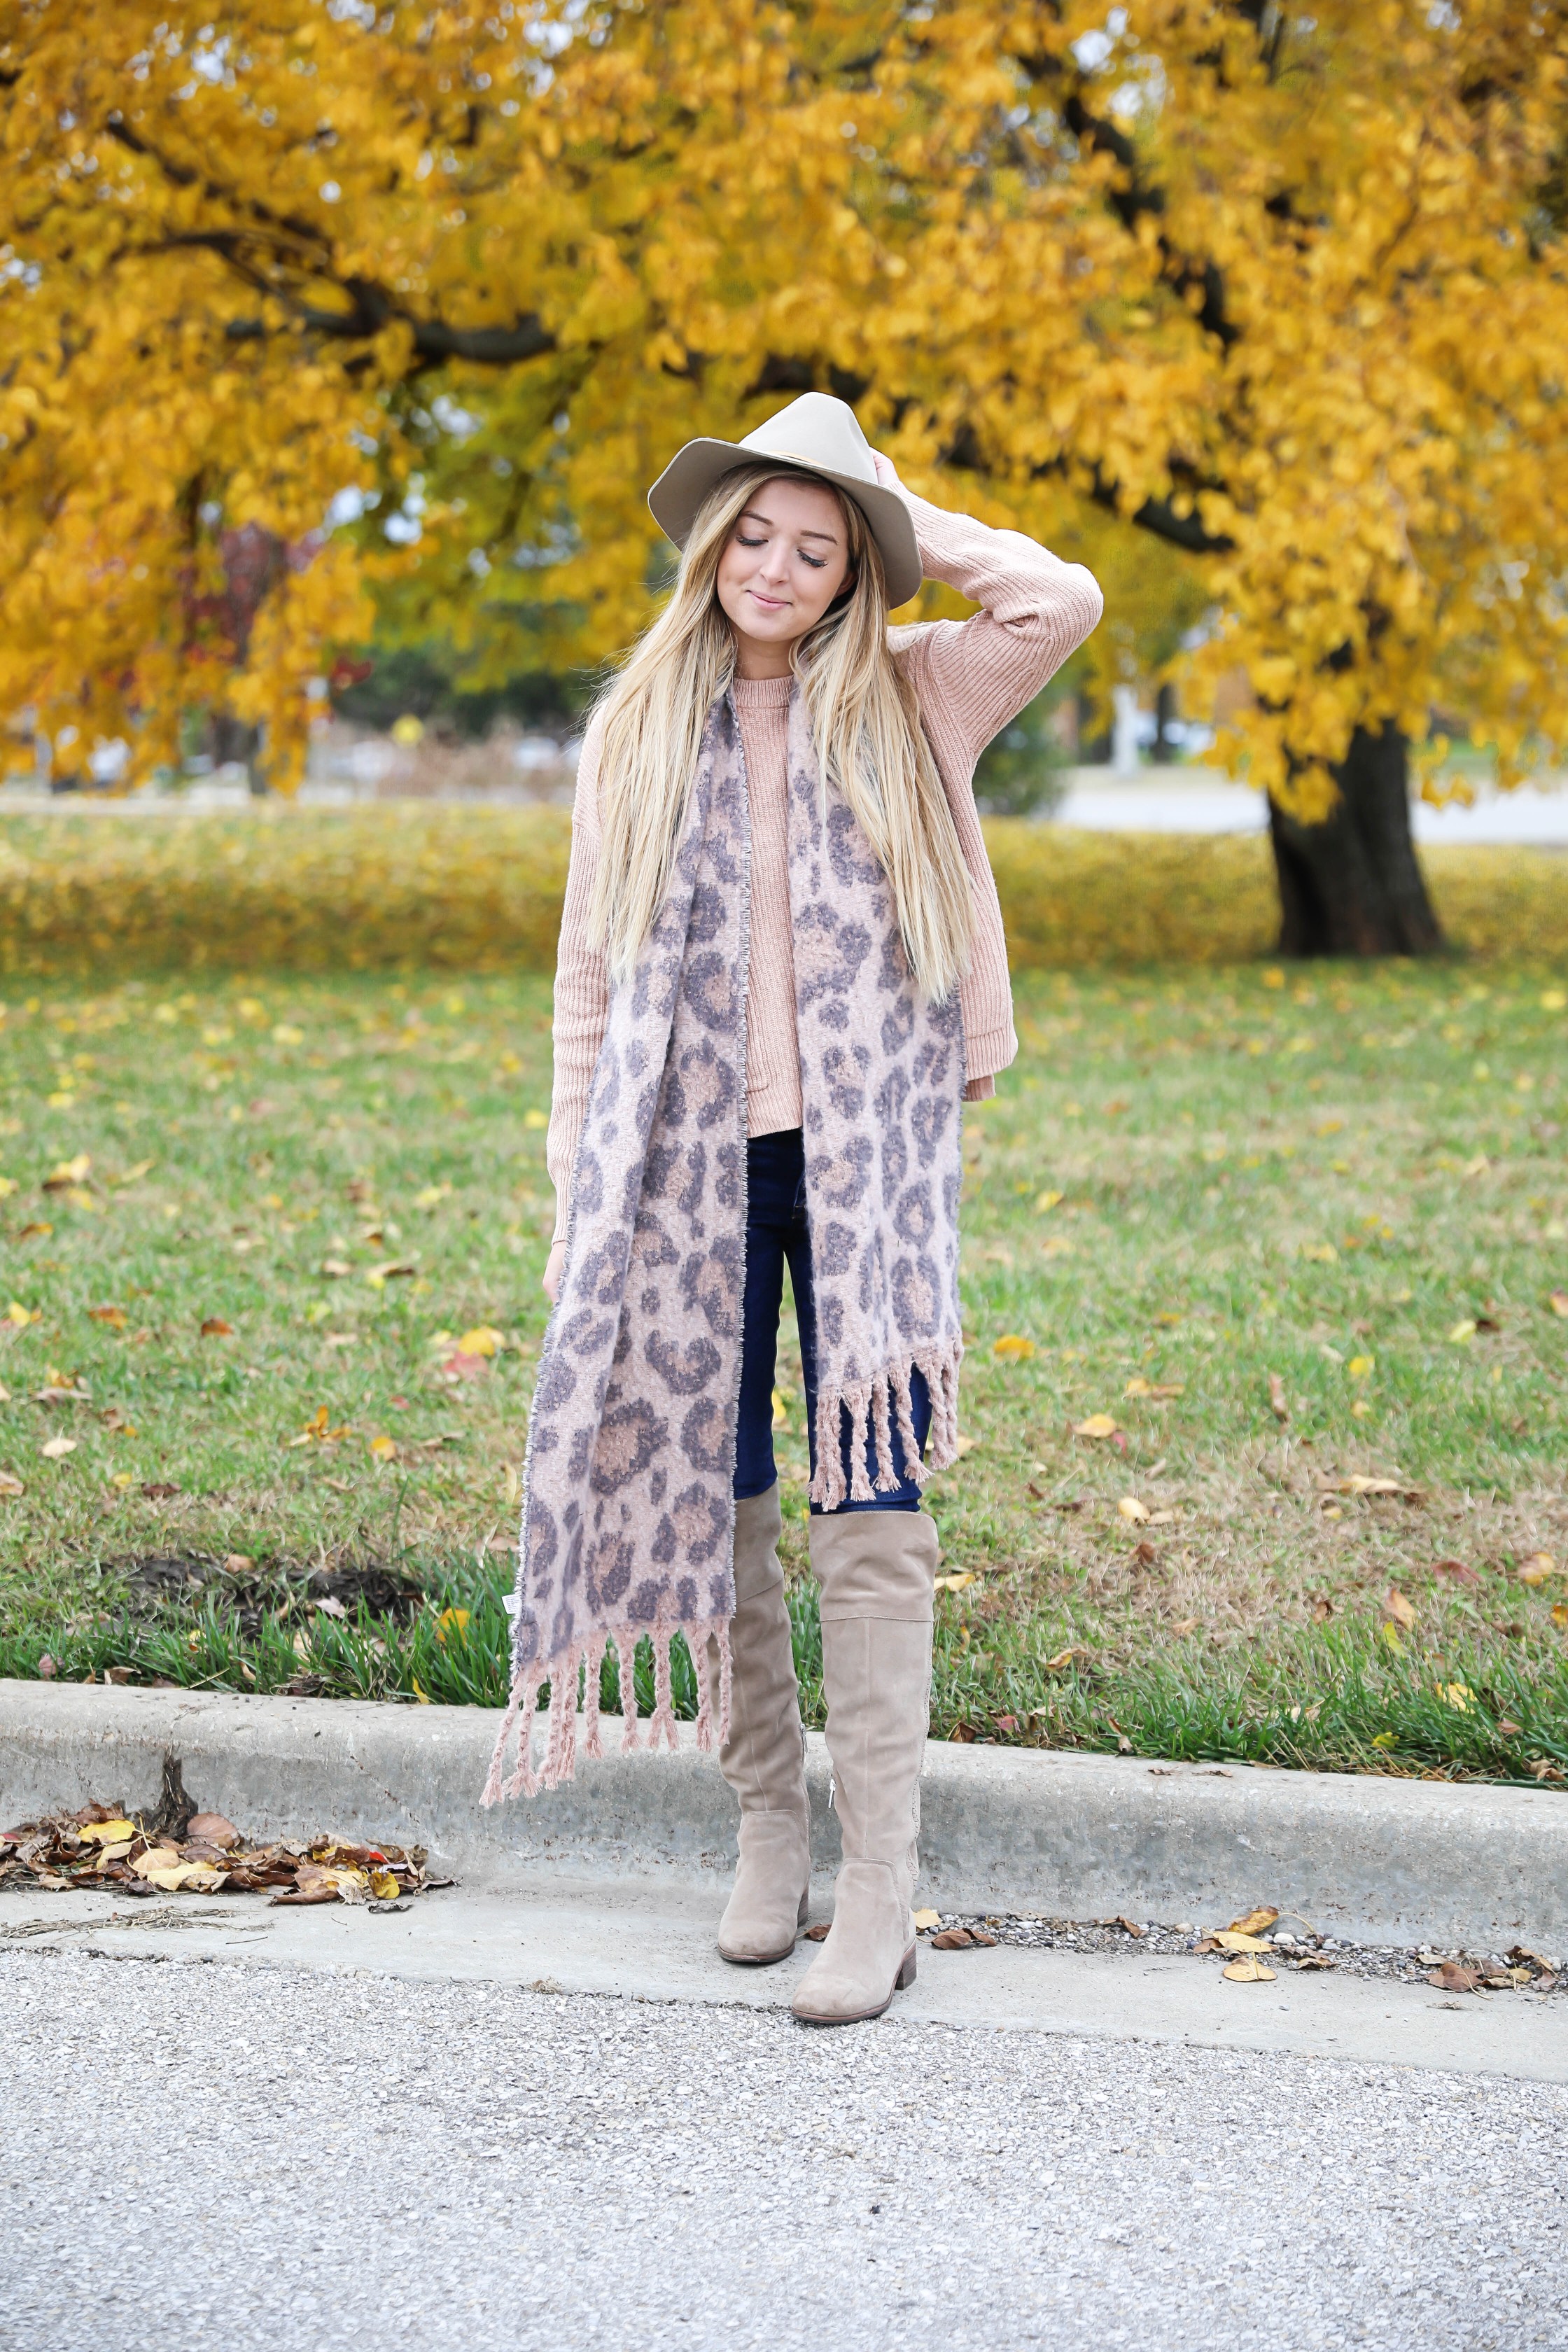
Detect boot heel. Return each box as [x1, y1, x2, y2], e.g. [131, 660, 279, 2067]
[896, 1943, 917, 1991]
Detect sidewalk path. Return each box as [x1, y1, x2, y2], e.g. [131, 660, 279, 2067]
[4, 1940, 1563, 2352]
[1054, 770, 1568, 843]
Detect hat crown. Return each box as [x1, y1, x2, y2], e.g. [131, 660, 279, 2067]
[738, 393, 876, 489]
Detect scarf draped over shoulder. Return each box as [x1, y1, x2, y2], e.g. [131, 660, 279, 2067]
[484, 685, 964, 1800]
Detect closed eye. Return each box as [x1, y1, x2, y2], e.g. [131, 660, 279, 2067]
[736, 533, 828, 568]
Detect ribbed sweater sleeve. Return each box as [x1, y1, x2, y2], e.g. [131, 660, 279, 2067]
[892, 490, 1105, 1092]
[545, 708, 609, 1241]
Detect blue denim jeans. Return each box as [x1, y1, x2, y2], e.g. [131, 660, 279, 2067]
[733, 1128, 931, 1512]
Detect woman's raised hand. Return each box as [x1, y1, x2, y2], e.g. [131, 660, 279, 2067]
[542, 1239, 567, 1303]
[869, 449, 905, 492]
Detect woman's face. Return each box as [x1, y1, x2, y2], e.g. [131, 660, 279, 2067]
[715, 475, 854, 663]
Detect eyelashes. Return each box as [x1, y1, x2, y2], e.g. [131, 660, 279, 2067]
[736, 534, 828, 570]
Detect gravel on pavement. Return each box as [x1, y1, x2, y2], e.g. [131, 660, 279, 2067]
[4, 1945, 1564, 2352]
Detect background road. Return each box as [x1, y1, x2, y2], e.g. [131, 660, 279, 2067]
[4, 1945, 1563, 2351]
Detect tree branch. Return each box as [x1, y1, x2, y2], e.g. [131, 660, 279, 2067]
[1126, 493, 1234, 555]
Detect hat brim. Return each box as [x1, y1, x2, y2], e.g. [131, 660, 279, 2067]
[646, 438, 925, 610]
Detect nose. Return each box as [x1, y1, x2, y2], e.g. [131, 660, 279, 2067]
[756, 538, 792, 587]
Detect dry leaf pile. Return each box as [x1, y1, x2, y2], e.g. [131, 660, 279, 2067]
[0, 1797, 446, 1910]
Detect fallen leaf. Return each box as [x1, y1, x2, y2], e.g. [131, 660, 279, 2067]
[993, 1333, 1036, 1362]
[368, 1433, 398, 1462]
[1222, 1956, 1277, 1983]
[1518, 1553, 1558, 1586]
[1116, 1496, 1151, 1522]
[1268, 1372, 1289, 1423]
[1428, 1960, 1481, 1993]
[1550, 1292, 1568, 1319]
[1437, 1681, 1476, 1712]
[320, 1257, 353, 1279]
[313, 1595, 348, 1619]
[39, 1436, 76, 1460]
[1448, 1319, 1477, 1345]
[1507, 1945, 1557, 1977]
[0, 1471, 24, 1497]
[1496, 1718, 1523, 1737]
[1553, 1603, 1568, 1628]
[1381, 1587, 1418, 1630]
[1347, 1354, 1375, 1379]
[1044, 1646, 1085, 1670]
[186, 1813, 239, 1847]
[76, 1818, 138, 1844]
[88, 1305, 127, 1329]
[929, 1927, 975, 1949]
[1072, 1414, 1119, 1440]
[435, 1606, 471, 1644]
[456, 1324, 505, 1358]
[1433, 1558, 1480, 1586]
[912, 1908, 941, 1933]
[141, 1480, 179, 1500]
[1214, 1930, 1274, 1953]
[1107, 1916, 1145, 1938]
[366, 1261, 417, 1287]
[200, 1317, 234, 1338]
[1124, 1377, 1184, 1399]
[1035, 1189, 1063, 1212]
[1172, 1616, 1199, 1635]
[440, 1350, 489, 1381]
[43, 1154, 91, 1190]
[1226, 1906, 1281, 1935]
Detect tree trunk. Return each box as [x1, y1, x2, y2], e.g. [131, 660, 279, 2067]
[1152, 680, 1177, 764]
[1268, 724, 1444, 958]
[211, 712, 270, 795]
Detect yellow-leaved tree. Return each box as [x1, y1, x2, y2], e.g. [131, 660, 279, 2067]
[3, 1, 1566, 951]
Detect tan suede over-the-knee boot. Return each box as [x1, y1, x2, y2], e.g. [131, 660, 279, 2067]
[791, 1507, 937, 2025]
[704, 1483, 811, 1966]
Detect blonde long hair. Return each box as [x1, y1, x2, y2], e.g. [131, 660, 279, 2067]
[587, 462, 973, 1003]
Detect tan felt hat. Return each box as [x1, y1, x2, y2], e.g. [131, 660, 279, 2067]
[646, 392, 923, 608]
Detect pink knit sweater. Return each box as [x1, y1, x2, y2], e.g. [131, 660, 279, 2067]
[547, 487, 1102, 1240]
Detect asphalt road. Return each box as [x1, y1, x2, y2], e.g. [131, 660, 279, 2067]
[4, 1945, 1564, 2351]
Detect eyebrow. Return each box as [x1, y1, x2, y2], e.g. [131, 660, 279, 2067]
[741, 506, 839, 544]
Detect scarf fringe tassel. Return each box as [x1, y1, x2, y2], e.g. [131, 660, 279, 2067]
[481, 1615, 732, 1804]
[808, 1342, 965, 1512]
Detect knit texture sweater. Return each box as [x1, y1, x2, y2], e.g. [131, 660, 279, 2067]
[546, 486, 1102, 1240]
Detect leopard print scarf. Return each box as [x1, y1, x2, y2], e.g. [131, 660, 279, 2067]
[484, 686, 964, 1800]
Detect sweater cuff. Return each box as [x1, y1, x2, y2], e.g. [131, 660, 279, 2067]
[962, 1019, 1018, 1086]
[963, 1074, 995, 1102]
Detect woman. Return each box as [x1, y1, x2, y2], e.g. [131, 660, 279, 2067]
[485, 393, 1101, 2026]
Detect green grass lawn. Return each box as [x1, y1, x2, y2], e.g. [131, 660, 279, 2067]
[1, 960, 1564, 1782]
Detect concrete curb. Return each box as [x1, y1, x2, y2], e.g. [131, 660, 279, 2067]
[4, 1680, 1564, 1950]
